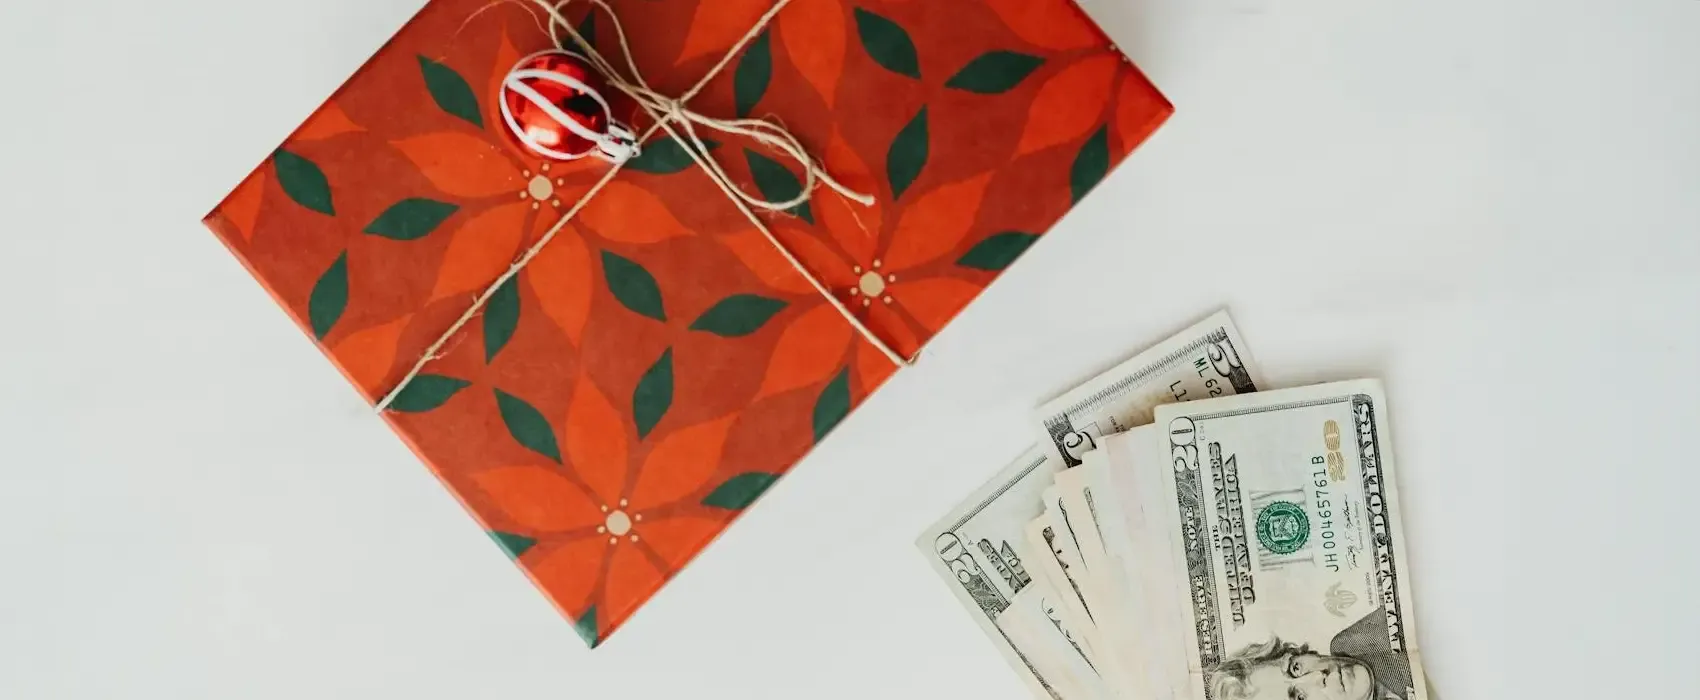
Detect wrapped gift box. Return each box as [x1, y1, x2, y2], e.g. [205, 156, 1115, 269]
[204, 0, 1169, 646]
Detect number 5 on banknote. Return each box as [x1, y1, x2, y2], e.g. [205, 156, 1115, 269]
[1036, 310, 1266, 468]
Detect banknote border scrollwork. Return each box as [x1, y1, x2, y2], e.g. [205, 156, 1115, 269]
[1042, 328, 1235, 467]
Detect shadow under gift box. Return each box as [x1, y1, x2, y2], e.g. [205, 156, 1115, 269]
[202, 0, 1170, 647]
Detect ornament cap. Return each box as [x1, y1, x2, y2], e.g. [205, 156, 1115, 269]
[599, 122, 641, 163]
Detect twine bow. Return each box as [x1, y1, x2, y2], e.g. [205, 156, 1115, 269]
[375, 0, 914, 413]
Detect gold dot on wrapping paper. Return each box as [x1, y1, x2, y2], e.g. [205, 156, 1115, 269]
[883, 296, 893, 304]
[541, 163, 551, 172]
[552, 200, 561, 208]
[600, 505, 609, 513]
[555, 178, 565, 186]
[872, 259, 882, 269]
[532, 202, 541, 210]
[857, 270, 886, 297]
[634, 514, 643, 522]
[597, 526, 606, 534]
[528, 175, 554, 201]
[605, 510, 632, 536]
[862, 298, 871, 308]
[619, 499, 628, 507]
[522, 170, 532, 178]
[609, 537, 617, 545]
[630, 535, 639, 543]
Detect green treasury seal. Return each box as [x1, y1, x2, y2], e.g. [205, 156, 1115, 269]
[1255, 501, 1311, 555]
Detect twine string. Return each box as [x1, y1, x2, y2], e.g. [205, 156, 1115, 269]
[537, 0, 871, 211]
[373, 0, 911, 413]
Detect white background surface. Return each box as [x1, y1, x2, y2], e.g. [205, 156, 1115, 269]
[2, 0, 1696, 698]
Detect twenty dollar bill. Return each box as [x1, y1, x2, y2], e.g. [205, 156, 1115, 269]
[1154, 380, 1427, 700]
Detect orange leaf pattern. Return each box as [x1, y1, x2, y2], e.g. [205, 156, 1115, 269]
[632, 415, 737, 506]
[854, 332, 902, 394]
[526, 536, 608, 611]
[882, 173, 993, 272]
[527, 225, 595, 345]
[430, 202, 531, 301]
[891, 277, 982, 332]
[776, 223, 856, 288]
[482, 29, 523, 130]
[677, 0, 774, 64]
[330, 315, 412, 396]
[819, 129, 881, 261]
[394, 132, 522, 198]
[860, 302, 919, 359]
[758, 303, 855, 398]
[636, 515, 722, 564]
[474, 465, 601, 531]
[578, 181, 694, 243]
[565, 377, 630, 506]
[1115, 69, 1172, 154]
[984, 0, 1102, 51]
[295, 102, 363, 141]
[602, 544, 665, 630]
[1017, 54, 1119, 155]
[779, 0, 846, 107]
[200, 0, 1170, 645]
[221, 172, 266, 242]
[719, 228, 816, 294]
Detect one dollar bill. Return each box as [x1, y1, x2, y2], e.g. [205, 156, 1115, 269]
[1153, 380, 1427, 700]
[1036, 311, 1265, 469]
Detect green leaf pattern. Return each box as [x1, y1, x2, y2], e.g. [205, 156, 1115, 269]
[945, 51, 1044, 94]
[734, 30, 773, 119]
[812, 369, 852, 443]
[744, 150, 814, 224]
[274, 149, 335, 215]
[308, 252, 348, 340]
[484, 277, 521, 361]
[626, 139, 718, 175]
[489, 531, 537, 559]
[573, 605, 600, 649]
[569, 13, 596, 56]
[958, 232, 1040, 271]
[887, 107, 929, 200]
[702, 473, 779, 510]
[602, 251, 667, 321]
[386, 375, 472, 413]
[690, 295, 788, 337]
[633, 349, 675, 440]
[855, 9, 920, 79]
[364, 198, 459, 240]
[1071, 126, 1111, 204]
[495, 389, 562, 463]
[418, 56, 483, 127]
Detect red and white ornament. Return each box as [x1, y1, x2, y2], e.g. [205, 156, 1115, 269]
[499, 50, 639, 163]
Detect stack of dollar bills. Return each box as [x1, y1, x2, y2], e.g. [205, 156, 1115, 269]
[918, 311, 1428, 700]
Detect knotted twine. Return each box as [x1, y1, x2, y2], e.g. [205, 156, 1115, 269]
[374, 0, 913, 413]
